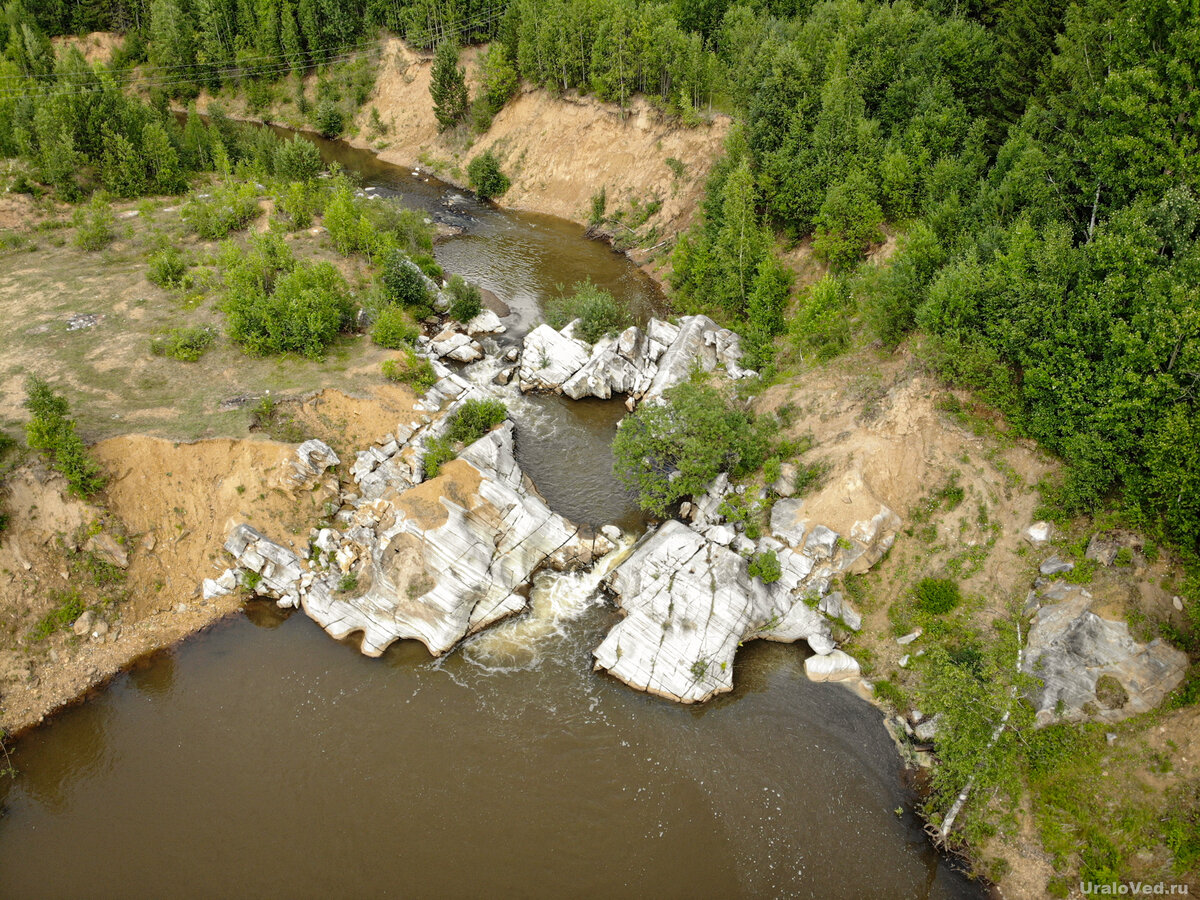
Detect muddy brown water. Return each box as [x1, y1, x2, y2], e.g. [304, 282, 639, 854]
[0, 133, 984, 898]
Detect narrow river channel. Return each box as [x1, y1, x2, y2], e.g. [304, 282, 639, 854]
[0, 130, 984, 899]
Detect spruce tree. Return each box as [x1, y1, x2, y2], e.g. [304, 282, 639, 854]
[430, 41, 469, 132]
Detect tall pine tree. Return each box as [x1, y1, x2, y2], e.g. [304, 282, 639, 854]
[430, 40, 468, 132]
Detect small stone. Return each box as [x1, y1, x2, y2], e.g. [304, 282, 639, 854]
[1039, 555, 1075, 576]
[897, 629, 923, 646]
[1106, 732, 1117, 745]
[898, 654, 910, 668]
[1023, 521, 1053, 545]
[72, 610, 96, 637]
[1174, 596, 1184, 612]
[914, 715, 941, 743]
[600, 525, 622, 544]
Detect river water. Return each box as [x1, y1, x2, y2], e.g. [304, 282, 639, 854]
[0, 133, 983, 898]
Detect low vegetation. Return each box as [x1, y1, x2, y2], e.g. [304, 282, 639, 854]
[23, 376, 105, 497]
[467, 150, 511, 203]
[544, 281, 632, 344]
[423, 399, 508, 479]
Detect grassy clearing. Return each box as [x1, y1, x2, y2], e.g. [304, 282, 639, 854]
[0, 189, 406, 442]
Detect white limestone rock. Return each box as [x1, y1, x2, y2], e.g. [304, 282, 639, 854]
[1023, 521, 1054, 545]
[518, 324, 592, 391]
[592, 520, 833, 704]
[288, 439, 340, 489]
[1023, 584, 1189, 726]
[465, 309, 505, 335]
[298, 422, 609, 657]
[804, 650, 861, 683]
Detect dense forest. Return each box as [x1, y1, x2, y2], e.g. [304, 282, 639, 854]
[0, 0, 1196, 558]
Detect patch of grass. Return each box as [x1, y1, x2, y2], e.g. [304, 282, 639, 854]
[423, 435, 455, 479]
[249, 394, 306, 443]
[747, 550, 781, 584]
[381, 349, 436, 392]
[28, 589, 88, 641]
[337, 573, 359, 593]
[914, 577, 962, 615]
[873, 679, 907, 708]
[150, 326, 215, 362]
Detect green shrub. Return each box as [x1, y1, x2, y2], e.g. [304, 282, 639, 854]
[444, 398, 507, 445]
[147, 246, 189, 287]
[613, 381, 775, 517]
[23, 376, 105, 497]
[914, 577, 962, 615]
[273, 135, 323, 181]
[748, 550, 782, 584]
[447, 275, 482, 323]
[372, 306, 419, 349]
[589, 186, 608, 226]
[150, 326, 215, 361]
[423, 436, 456, 478]
[381, 349, 437, 392]
[467, 150, 510, 201]
[71, 195, 116, 251]
[28, 589, 87, 641]
[272, 180, 323, 230]
[361, 201, 435, 256]
[224, 248, 353, 359]
[182, 183, 260, 239]
[381, 251, 432, 311]
[543, 280, 632, 344]
[314, 99, 344, 137]
[337, 573, 359, 593]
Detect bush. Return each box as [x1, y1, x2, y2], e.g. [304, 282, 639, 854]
[273, 135, 323, 181]
[150, 326, 215, 361]
[182, 183, 260, 239]
[381, 348, 437, 392]
[423, 436, 456, 479]
[543, 280, 632, 344]
[23, 376, 106, 497]
[314, 99, 344, 137]
[613, 382, 775, 517]
[223, 242, 353, 359]
[467, 150, 510, 201]
[272, 180, 322, 230]
[28, 589, 88, 642]
[748, 550, 782, 584]
[914, 577, 962, 615]
[71, 195, 116, 251]
[381, 251, 433, 311]
[372, 306, 419, 349]
[147, 246, 189, 287]
[447, 275, 482, 323]
[445, 398, 508, 445]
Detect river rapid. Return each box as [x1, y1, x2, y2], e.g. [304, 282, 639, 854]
[0, 131, 983, 899]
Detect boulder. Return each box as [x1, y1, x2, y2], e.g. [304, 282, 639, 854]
[804, 649, 861, 683]
[1039, 555, 1075, 576]
[592, 520, 833, 704]
[84, 531, 129, 569]
[465, 310, 505, 336]
[518, 324, 592, 391]
[1085, 531, 1139, 566]
[72, 609, 96, 637]
[1023, 584, 1189, 726]
[289, 439, 340, 489]
[1023, 521, 1054, 545]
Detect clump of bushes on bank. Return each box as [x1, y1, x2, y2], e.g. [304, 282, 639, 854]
[423, 399, 508, 479]
[220, 233, 353, 360]
[467, 150, 510, 202]
[381, 349, 437, 393]
[544, 280, 632, 344]
[23, 376, 105, 497]
[613, 381, 776, 517]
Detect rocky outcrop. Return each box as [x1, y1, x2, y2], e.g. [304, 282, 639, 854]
[1023, 582, 1189, 726]
[221, 402, 614, 658]
[518, 315, 754, 406]
[592, 476, 901, 703]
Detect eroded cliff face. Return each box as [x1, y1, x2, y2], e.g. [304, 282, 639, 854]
[357, 40, 729, 238]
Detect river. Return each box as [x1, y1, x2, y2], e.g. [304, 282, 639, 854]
[0, 130, 983, 899]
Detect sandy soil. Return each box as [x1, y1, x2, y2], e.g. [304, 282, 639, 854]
[0, 386, 417, 736]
